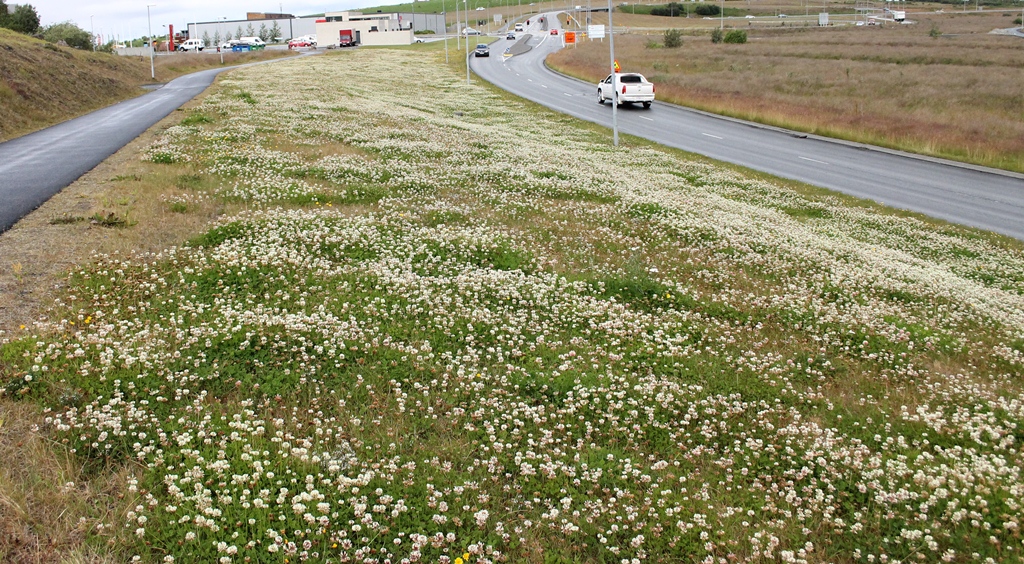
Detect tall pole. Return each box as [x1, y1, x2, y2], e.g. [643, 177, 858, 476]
[465, 0, 471, 84]
[443, 4, 449, 63]
[720, 0, 724, 29]
[147, 5, 155, 79]
[608, 0, 617, 146]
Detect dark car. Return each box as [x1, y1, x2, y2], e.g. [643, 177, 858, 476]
[507, 32, 516, 40]
[474, 43, 490, 57]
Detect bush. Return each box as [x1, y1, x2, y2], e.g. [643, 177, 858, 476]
[664, 28, 683, 48]
[41, 21, 92, 50]
[710, 28, 723, 43]
[694, 4, 721, 16]
[929, 24, 941, 37]
[650, 2, 685, 17]
[723, 29, 747, 43]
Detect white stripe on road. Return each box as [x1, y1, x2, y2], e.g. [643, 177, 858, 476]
[799, 156, 830, 165]
[639, 116, 654, 121]
[702, 133, 723, 139]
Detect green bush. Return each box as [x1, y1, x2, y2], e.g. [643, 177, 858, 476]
[650, 2, 686, 17]
[41, 21, 92, 50]
[710, 28, 723, 43]
[664, 28, 683, 48]
[723, 29, 747, 43]
[694, 4, 721, 16]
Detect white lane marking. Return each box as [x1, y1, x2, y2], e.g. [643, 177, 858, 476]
[799, 156, 830, 165]
[702, 133, 723, 139]
[639, 116, 654, 121]
[563, 92, 572, 97]
[541, 84, 548, 88]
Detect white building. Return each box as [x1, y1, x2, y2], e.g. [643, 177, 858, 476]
[315, 11, 445, 46]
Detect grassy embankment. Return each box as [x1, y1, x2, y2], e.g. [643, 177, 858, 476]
[2, 43, 1024, 562]
[0, 28, 293, 143]
[546, 10, 1024, 172]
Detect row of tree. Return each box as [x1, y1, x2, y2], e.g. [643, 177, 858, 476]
[198, 21, 283, 48]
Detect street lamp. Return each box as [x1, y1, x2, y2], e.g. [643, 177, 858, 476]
[465, 0, 470, 84]
[147, 5, 155, 79]
[90, 15, 95, 51]
[608, 0, 618, 146]
[219, 16, 227, 63]
[720, 0, 724, 30]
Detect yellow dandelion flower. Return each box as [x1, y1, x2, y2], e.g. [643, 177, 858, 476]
[455, 559, 464, 564]
[464, 553, 471, 560]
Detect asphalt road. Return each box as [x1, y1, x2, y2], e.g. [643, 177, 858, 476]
[472, 15, 1024, 241]
[0, 53, 312, 234]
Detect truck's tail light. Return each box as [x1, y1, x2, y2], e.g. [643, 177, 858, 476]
[622, 85, 627, 94]
[653, 85, 656, 93]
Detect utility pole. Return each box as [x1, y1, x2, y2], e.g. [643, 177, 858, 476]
[608, 0, 618, 146]
[147, 5, 155, 79]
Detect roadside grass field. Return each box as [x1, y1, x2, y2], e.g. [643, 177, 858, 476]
[2, 47, 1024, 563]
[547, 10, 1024, 173]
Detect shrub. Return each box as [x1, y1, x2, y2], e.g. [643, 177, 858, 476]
[664, 28, 683, 48]
[694, 4, 721, 16]
[929, 24, 941, 38]
[41, 21, 92, 50]
[723, 29, 747, 43]
[650, 2, 685, 17]
[711, 28, 723, 43]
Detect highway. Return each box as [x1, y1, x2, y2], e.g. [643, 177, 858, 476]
[470, 14, 1024, 241]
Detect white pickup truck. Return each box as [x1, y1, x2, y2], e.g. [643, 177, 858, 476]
[597, 73, 655, 109]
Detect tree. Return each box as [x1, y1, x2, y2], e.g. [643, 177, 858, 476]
[202, 31, 211, 47]
[269, 21, 282, 42]
[245, 23, 255, 37]
[41, 21, 91, 49]
[710, 27, 723, 43]
[0, 0, 9, 29]
[235, 25, 244, 40]
[213, 30, 221, 46]
[258, 22, 269, 42]
[664, 28, 682, 48]
[5, 3, 41, 34]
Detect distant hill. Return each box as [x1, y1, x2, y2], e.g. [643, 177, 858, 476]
[0, 28, 156, 143]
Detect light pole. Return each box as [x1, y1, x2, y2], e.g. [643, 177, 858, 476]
[465, 0, 471, 84]
[147, 5, 155, 79]
[609, 0, 618, 146]
[219, 17, 227, 63]
[720, 0, 724, 29]
[442, 6, 449, 63]
[90, 15, 95, 50]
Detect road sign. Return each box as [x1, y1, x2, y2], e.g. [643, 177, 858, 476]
[588, 24, 605, 39]
[565, 31, 576, 43]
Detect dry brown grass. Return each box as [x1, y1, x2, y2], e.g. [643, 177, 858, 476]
[0, 28, 294, 143]
[548, 10, 1024, 171]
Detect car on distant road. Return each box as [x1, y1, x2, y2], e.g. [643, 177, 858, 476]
[474, 43, 490, 57]
[507, 32, 517, 40]
[550, 28, 558, 35]
[176, 38, 204, 52]
[463, 27, 481, 36]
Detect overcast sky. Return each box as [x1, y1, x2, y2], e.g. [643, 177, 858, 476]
[26, 0, 381, 42]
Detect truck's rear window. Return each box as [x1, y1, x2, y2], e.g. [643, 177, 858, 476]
[620, 75, 642, 83]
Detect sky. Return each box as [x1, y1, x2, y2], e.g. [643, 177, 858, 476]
[24, 0, 376, 42]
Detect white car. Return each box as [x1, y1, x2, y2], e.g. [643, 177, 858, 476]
[462, 27, 481, 36]
[176, 38, 204, 52]
[597, 73, 655, 108]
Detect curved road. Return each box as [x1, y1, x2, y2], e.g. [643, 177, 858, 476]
[0, 53, 314, 234]
[472, 14, 1024, 241]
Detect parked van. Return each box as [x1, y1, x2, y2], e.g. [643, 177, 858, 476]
[176, 38, 204, 52]
[237, 37, 266, 49]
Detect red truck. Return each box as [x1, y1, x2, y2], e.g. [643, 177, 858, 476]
[338, 29, 356, 47]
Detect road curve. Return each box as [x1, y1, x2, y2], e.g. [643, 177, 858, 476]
[0, 53, 314, 234]
[472, 15, 1024, 241]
